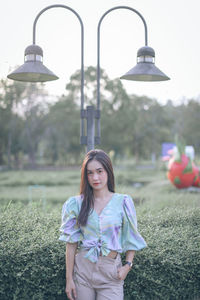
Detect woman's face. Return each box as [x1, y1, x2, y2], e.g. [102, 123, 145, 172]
[87, 159, 108, 191]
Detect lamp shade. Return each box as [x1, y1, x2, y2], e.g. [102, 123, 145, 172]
[120, 46, 170, 82]
[7, 44, 59, 82]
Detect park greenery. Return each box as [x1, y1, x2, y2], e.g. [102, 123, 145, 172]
[0, 165, 199, 299]
[1, 66, 200, 169]
[0, 66, 200, 299]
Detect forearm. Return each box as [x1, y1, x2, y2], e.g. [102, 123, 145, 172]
[125, 250, 135, 263]
[118, 250, 135, 280]
[66, 242, 78, 280]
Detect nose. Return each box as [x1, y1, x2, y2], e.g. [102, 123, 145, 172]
[93, 172, 99, 180]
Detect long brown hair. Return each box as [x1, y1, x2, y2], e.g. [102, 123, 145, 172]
[78, 149, 115, 226]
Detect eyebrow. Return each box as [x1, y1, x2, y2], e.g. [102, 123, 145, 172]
[87, 167, 103, 172]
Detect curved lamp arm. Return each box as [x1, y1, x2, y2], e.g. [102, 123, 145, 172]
[97, 6, 148, 141]
[33, 4, 85, 139]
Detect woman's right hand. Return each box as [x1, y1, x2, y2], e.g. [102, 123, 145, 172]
[66, 279, 77, 300]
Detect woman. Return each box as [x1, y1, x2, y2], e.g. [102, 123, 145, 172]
[59, 149, 147, 300]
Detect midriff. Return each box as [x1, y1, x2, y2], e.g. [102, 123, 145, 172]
[100, 250, 118, 259]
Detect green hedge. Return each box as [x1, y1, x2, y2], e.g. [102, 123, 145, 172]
[124, 208, 200, 299]
[0, 204, 199, 300]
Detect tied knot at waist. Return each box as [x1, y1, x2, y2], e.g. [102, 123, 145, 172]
[81, 239, 107, 263]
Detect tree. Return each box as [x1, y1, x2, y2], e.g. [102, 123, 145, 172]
[181, 99, 200, 150]
[0, 79, 27, 167]
[0, 79, 48, 168]
[19, 83, 49, 168]
[42, 94, 81, 165]
[66, 66, 174, 159]
[66, 66, 132, 157]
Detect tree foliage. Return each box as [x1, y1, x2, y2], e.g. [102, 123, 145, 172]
[0, 79, 48, 168]
[0, 67, 200, 168]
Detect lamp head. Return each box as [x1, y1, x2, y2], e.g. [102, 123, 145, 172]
[7, 44, 59, 82]
[120, 46, 170, 82]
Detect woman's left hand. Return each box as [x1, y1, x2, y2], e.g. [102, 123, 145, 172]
[117, 264, 131, 281]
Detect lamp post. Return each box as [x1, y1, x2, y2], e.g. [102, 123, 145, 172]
[96, 6, 170, 145]
[7, 4, 88, 151]
[7, 5, 170, 153]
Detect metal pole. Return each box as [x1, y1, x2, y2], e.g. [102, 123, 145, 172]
[97, 6, 148, 144]
[86, 106, 95, 152]
[30, 5, 149, 153]
[32, 5, 85, 147]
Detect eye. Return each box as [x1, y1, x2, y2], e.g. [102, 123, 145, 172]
[98, 169, 103, 173]
[87, 171, 93, 175]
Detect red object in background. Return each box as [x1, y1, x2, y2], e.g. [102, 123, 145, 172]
[167, 153, 196, 189]
[192, 165, 200, 187]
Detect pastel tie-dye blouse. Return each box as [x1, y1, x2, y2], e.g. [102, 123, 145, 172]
[59, 193, 147, 263]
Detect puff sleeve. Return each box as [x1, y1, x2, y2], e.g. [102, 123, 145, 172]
[59, 196, 83, 243]
[122, 195, 147, 252]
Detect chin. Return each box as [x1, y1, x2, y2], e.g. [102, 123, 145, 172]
[92, 185, 101, 190]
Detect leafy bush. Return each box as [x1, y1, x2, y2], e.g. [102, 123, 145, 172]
[0, 205, 66, 300]
[124, 208, 200, 300]
[0, 203, 199, 299]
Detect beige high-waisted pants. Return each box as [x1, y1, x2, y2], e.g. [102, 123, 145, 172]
[73, 250, 124, 300]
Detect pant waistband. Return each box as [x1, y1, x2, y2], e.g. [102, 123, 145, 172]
[77, 249, 121, 265]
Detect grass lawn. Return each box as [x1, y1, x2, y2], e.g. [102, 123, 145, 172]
[0, 162, 199, 214]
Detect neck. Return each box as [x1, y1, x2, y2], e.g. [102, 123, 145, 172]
[93, 188, 112, 201]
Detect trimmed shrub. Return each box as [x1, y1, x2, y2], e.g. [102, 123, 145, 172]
[124, 208, 200, 299]
[0, 205, 66, 300]
[0, 204, 199, 299]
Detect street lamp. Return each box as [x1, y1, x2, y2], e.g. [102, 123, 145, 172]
[7, 4, 88, 150]
[7, 5, 170, 153]
[96, 6, 170, 146]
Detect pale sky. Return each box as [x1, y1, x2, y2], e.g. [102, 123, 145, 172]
[1, 0, 200, 104]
